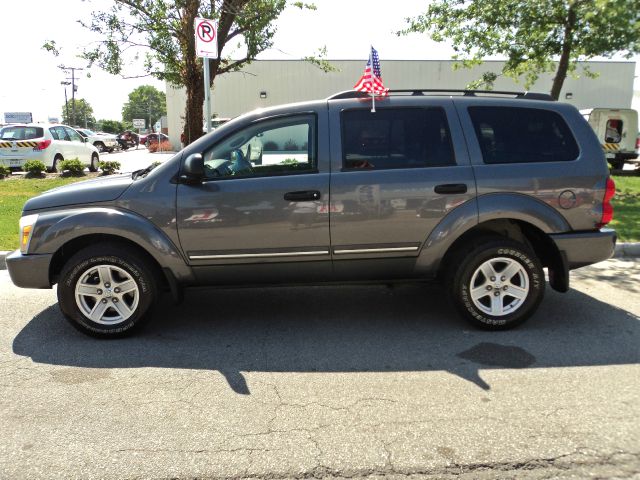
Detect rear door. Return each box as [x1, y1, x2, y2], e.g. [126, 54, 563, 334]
[327, 97, 476, 280]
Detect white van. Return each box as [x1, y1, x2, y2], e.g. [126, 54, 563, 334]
[581, 108, 639, 169]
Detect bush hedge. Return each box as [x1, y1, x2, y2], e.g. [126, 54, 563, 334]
[58, 159, 85, 176]
[99, 161, 121, 175]
[0, 165, 10, 179]
[23, 160, 46, 176]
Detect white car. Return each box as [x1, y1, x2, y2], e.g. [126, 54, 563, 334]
[76, 128, 118, 153]
[0, 123, 100, 172]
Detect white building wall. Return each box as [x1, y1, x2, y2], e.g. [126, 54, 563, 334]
[166, 60, 636, 150]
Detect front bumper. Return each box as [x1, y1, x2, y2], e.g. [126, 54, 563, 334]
[550, 229, 617, 270]
[6, 250, 53, 289]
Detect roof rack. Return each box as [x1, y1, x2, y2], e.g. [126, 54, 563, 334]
[327, 89, 554, 101]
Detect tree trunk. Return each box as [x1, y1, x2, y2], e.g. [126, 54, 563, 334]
[181, 0, 205, 146]
[550, 7, 576, 100]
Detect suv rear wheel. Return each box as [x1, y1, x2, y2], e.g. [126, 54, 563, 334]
[447, 238, 545, 330]
[57, 244, 158, 338]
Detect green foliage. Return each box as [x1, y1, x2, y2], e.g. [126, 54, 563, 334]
[401, 0, 640, 98]
[70, 0, 317, 146]
[97, 119, 124, 134]
[58, 159, 86, 176]
[610, 175, 640, 241]
[0, 176, 87, 249]
[0, 165, 10, 179]
[99, 161, 121, 175]
[61, 98, 95, 127]
[122, 85, 166, 129]
[23, 160, 46, 176]
[263, 141, 279, 150]
[303, 46, 339, 72]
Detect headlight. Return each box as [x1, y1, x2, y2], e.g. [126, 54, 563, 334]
[19, 214, 38, 254]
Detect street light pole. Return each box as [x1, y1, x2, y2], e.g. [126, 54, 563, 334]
[61, 81, 71, 123]
[58, 66, 84, 126]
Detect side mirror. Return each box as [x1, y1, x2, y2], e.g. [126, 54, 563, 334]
[180, 153, 204, 184]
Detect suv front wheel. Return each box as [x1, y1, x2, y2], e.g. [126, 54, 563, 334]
[447, 238, 545, 330]
[57, 244, 158, 338]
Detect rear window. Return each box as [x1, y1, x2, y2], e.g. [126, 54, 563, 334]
[468, 107, 579, 164]
[605, 119, 623, 143]
[342, 108, 455, 170]
[0, 126, 44, 140]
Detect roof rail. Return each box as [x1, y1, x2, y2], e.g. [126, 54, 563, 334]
[327, 89, 554, 101]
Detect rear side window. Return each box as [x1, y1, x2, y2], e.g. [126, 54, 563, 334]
[0, 126, 44, 140]
[605, 119, 623, 143]
[468, 107, 579, 164]
[342, 108, 455, 170]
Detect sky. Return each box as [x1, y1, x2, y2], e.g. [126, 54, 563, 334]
[1, 0, 638, 123]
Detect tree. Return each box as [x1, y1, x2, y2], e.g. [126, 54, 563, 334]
[78, 0, 318, 145]
[122, 85, 166, 131]
[402, 0, 640, 99]
[97, 119, 125, 134]
[61, 98, 96, 128]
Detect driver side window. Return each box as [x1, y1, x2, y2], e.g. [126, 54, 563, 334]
[203, 114, 316, 179]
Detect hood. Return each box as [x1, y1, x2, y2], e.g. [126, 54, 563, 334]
[24, 174, 134, 212]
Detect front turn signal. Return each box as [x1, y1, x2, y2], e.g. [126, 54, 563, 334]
[19, 214, 38, 254]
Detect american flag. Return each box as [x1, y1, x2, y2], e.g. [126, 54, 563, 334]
[354, 46, 389, 96]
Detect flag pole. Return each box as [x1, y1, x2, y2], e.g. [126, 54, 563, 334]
[370, 46, 376, 113]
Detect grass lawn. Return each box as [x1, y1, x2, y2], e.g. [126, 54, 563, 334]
[0, 173, 638, 251]
[610, 175, 640, 242]
[0, 176, 87, 251]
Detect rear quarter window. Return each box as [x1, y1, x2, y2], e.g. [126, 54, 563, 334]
[468, 106, 579, 164]
[0, 126, 44, 140]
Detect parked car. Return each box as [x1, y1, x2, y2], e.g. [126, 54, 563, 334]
[76, 128, 118, 153]
[0, 123, 100, 172]
[144, 132, 169, 147]
[7, 90, 616, 338]
[581, 108, 639, 170]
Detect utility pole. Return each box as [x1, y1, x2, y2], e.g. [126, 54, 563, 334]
[61, 81, 70, 123]
[58, 66, 84, 126]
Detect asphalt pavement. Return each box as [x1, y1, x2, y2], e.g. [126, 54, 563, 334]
[0, 259, 638, 479]
[101, 146, 176, 173]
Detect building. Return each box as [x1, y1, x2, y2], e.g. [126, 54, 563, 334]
[166, 59, 636, 149]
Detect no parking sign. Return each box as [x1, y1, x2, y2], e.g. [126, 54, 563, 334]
[194, 17, 218, 58]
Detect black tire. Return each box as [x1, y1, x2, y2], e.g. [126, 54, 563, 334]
[47, 155, 62, 173]
[446, 237, 545, 330]
[94, 142, 106, 153]
[57, 244, 158, 338]
[608, 159, 624, 170]
[89, 153, 99, 172]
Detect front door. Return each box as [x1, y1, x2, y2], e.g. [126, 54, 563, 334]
[176, 112, 332, 285]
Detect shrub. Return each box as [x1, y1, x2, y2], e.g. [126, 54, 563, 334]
[263, 141, 279, 151]
[99, 160, 121, 175]
[0, 165, 10, 179]
[148, 140, 172, 153]
[58, 158, 85, 176]
[23, 160, 46, 176]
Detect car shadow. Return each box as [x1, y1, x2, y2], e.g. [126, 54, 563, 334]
[12, 283, 640, 394]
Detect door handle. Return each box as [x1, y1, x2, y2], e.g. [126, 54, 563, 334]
[434, 184, 468, 194]
[284, 190, 321, 201]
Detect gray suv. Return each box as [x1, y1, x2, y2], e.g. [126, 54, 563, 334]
[7, 90, 617, 337]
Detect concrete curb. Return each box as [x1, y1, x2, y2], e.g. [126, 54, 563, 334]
[1, 243, 639, 272]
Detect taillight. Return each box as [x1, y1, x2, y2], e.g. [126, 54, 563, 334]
[597, 177, 615, 228]
[636, 136, 639, 152]
[33, 139, 51, 151]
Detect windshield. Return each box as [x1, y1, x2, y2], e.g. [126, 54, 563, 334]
[0, 126, 44, 140]
[79, 129, 96, 136]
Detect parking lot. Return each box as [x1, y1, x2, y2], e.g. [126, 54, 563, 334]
[0, 258, 638, 479]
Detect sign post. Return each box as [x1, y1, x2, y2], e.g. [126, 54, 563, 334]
[194, 17, 218, 134]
